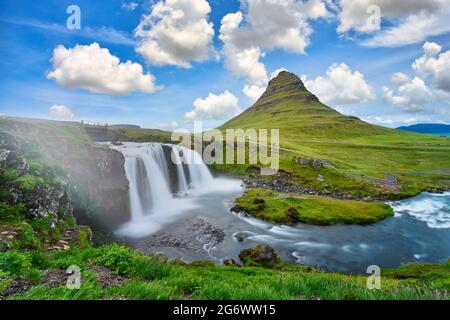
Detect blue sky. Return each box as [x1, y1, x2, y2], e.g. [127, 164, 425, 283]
[0, 0, 449, 130]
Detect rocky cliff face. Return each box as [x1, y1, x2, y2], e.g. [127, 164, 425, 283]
[0, 131, 71, 219]
[0, 117, 130, 230]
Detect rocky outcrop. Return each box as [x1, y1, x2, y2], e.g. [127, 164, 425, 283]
[63, 143, 130, 227]
[239, 245, 283, 268]
[1, 118, 130, 229]
[0, 132, 72, 219]
[242, 176, 354, 199]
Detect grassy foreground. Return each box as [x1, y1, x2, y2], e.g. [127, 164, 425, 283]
[233, 189, 394, 225]
[1, 242, 449, 300]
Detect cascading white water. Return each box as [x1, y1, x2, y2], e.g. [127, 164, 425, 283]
[109, 142, 227, 236]
[121, 144, 173, 220]
[170, 145, 189, 193]
[178, 146, 213, 189]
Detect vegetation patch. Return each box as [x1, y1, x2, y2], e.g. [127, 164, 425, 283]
[1, 244, 447, 300]
[232, 188, 394, 225]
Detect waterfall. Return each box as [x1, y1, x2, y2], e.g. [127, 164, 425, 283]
[112, 142, 213, 221]
[177, 145, 213, 189]
[108, 141, 242, 238]
[170, 145, 189, 193]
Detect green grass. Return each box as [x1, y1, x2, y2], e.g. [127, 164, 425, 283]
[112, 128, 172, 143]
[234, 189, 394, 225]
[1, 244, 448, 300]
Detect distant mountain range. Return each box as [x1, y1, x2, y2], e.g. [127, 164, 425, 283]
[397, 123, 450, 135]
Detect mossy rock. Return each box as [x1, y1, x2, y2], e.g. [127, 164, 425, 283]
[239, 245, 284, 269]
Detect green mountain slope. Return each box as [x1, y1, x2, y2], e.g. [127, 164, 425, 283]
[217, 71, 450, 199]
[221, 71, 394, 139]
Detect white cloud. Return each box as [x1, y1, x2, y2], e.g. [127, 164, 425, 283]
[270, 67, 288, 80]
[412, 42, 450, 92]
[47, 43, 161, 96]
[157, 121, 179, 130]
[49, 105, 74, 119]
[122, 2, 139, 11]
[302, 63, 374, 105]
[383, 76, 433, 113]
[241, 67, 289, 102]
[219, 0, 329, 85]
[336, 0, 450, 47]
[383, 42, 450, 113]
[184, 90, 241, 121]
[225, 47, 268, 86]
[134, 0, 214, 67]
[242, 84, 265, 102]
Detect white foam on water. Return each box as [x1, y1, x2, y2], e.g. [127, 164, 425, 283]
[414, 253, 427, 260]
[247, 234, 293, 245]
[294, 241, 332, 249]
[389, 192, 450, 229]
[292, 251, 304, 264]
[115, 197, 200, 238]
[111, 142, 243, 237]
[268, 225, 302, 237]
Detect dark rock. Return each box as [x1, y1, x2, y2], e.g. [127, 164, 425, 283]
[234, 232, 247, 242]
[284, 206, 300, 224]
[252, 198, 265, 205]
[91, 264, 130, 288]
[312, 159, 323, 169]
[239, 244, 279, 266]
[231, 204, 248, 214]
[223, 258, 239, 266]
[41, 269, 69, 289]
[1, 278, 32, 298]
[0, 237, 10, 252]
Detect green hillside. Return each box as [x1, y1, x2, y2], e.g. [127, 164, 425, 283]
[215, 71, 449, 208]
[221, 71, 394, 139]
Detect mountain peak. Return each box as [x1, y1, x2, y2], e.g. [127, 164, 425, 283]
[256, 71, 318, 106]
[269, 71, 305, 88]
[220, 70, 393, 139]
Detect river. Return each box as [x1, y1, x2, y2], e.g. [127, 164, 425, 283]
[110, 142, 450, 274]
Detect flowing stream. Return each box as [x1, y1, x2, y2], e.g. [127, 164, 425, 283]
[110, 142, 450, 274]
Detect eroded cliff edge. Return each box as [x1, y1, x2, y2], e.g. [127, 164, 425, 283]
[0, 117, 130, 230]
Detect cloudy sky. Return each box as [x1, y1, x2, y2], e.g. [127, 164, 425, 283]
[0, 0, 449, 129]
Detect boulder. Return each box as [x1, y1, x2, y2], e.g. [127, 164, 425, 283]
[312, 159, 323, 169]
[284, 206, 300, 224]
[239, 244, 279, 267]
[223, 258, 239, 266]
